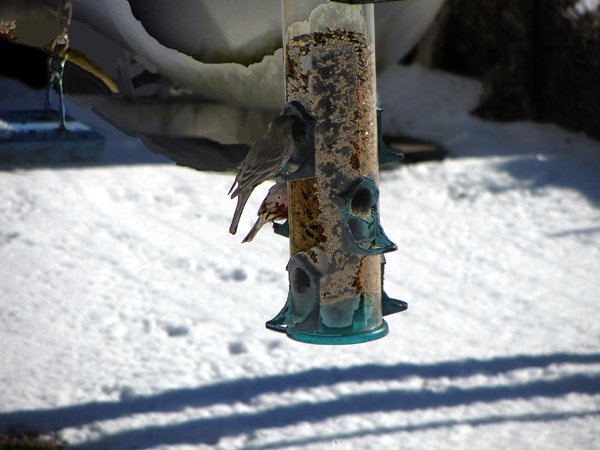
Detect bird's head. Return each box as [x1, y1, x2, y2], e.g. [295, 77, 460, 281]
[268, 114, 294, 137]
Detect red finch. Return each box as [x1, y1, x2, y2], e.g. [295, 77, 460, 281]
[242, 182, 288, 243]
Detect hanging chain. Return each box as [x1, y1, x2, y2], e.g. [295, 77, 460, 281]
[46, 0, 73, 130]
[51, 0, 72, 53]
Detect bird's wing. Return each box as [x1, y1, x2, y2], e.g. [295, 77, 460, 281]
[230, 152, 286, 198]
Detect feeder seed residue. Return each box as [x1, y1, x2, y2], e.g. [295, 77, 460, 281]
[285, 28, 381, 309]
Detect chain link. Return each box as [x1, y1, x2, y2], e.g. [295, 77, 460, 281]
[58, 0, 73, 29]
[46, 0, 73, 131]
[51, 0, 72, 53]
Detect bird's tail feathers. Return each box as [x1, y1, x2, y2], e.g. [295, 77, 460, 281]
[229, 187, 241, 199]
[227, 176, 238, 196]
[229, 190, 251, 235]
[242, 217, 266, 243]
[227, 172, 240, 198]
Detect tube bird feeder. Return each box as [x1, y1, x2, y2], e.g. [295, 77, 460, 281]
[266, 0, 406, 344]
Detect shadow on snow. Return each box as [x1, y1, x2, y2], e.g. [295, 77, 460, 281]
[247, 408, 600, 450]
[497, 154, 600, 208]
[1, 352, 599, 448]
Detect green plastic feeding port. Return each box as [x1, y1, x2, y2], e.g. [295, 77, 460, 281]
[340, 176, 397, 255]
[377, 96, 404, 165]
[277, 101, 316, 182]
[266, 253, 391, 345]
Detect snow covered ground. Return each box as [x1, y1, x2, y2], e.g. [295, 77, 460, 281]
[1, 65, 599, 449]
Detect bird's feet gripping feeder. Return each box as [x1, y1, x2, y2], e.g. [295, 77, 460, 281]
[266, 0, 406, 344]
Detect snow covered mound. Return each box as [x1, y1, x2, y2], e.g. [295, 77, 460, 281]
[1, 67, 599, 449]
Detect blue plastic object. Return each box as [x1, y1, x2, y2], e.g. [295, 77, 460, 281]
[0, 110, 105, 165]
[278, 101, 316, 181]
[381, 255, 407, 315]
[377, 96, 404, 165]
[340, 176, 397, 255]
[273, 220, 290, 238]
[266, 253, 391, 345]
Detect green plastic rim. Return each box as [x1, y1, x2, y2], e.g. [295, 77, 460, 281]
[286, 320, 389, 345]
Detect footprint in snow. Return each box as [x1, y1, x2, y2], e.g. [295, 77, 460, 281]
[228, 341, 248, 355]
[218, 267, 248, 282]
[163, 323, 190, 337]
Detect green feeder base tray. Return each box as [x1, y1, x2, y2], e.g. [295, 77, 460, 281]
[286, 320, 389, 345]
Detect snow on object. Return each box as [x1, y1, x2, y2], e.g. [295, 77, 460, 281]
[57, 0, 443, 108]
